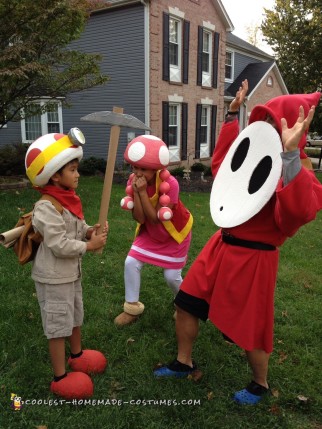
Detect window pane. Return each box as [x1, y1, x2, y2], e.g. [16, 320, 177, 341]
[225, 52, 232, 66]
[203, 32, 210, 52]
[225, 52, 232, 79]
[200, 126, 207, 144]
[169, 105, 178, 126]
[47, 104, 60, 133]
[47, 123, 60, 133]
[202, 52, 209, 73]
[47, 105, 59, 122]
[169, 104, 178, 147]
[169, 19, 178, 43]
[169, 127, 178, 147]
[201, 107, 207, 125]
[25, 114, 42, 141]
[225, 65, 232, 79]
[169, 43, 178, 66]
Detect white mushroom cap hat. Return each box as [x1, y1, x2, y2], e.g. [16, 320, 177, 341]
[124, 135, 170, 169]
[25, 128, 85, 187]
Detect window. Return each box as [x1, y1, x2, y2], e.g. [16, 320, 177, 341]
[163, 12, 190, 84]
[200, 106, 211, 157]
[168, 104, 181, 162]
[197, 27, 219, 88]
[267, 76, 273, 87]
[196, 103, 217, 158]
[202, 31, 211, 75]
[162, 101, 188, 162]
[225, 50, 234, 81]
[21, 101, 63, 143]
[169, 18, 180, 68]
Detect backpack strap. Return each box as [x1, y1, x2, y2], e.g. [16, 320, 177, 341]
[39, 194, 63, 214]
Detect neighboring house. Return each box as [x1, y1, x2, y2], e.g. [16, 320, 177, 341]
[0, 0, 288, 168]
[224, 33, 288, 129]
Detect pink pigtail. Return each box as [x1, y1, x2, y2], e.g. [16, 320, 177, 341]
[157, 169, 173, 221]
[120, 173, 135, 210]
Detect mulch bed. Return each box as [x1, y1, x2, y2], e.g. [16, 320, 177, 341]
[0, 172, 213, 193]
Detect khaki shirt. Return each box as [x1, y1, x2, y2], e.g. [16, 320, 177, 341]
[31, 200, 90, 284]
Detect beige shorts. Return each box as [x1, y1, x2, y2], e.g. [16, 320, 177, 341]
[35, 279, 83, 339]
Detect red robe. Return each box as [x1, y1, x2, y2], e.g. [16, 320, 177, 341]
[180, 119, 322, 353]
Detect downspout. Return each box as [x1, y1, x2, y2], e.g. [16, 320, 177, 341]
[141, 0, 150, 131]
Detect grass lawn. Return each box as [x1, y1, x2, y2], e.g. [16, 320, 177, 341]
[0, 174, 321, 429]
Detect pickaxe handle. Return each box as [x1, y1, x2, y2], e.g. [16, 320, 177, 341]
[96, 106, 123, 253]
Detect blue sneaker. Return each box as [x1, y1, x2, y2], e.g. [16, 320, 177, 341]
[233, 380, 270, 405]
[154, 359, 196, 378]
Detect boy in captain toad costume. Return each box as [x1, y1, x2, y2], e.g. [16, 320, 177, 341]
[115, 135, 193, 326]
[25, 129, 108, 399]
[154, 80, 322, 405]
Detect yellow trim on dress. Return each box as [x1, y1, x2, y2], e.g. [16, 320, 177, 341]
[134, 170, 193, 244]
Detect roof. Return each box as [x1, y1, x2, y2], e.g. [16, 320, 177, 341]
[225, 61, 288, 98]
[227, 32, 274, 60]
[90, 0, 142, 14]
[91, 0, 234, 31]
[226, 61, 274, 97]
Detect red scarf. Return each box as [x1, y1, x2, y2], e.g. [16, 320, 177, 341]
[36, 185, 84, 219]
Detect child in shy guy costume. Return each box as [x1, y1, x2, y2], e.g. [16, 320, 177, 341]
[25, 128, 108, 399]
[115, 135, 193, 326]
[154, 80, 322, 405]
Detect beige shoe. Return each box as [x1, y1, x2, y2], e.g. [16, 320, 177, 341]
[114, 301, 145, 326]
[114, 312, 138, 326]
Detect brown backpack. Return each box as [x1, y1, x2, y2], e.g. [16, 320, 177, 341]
[13, 195, 63, 265]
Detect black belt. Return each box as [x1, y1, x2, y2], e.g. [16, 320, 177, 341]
[221, 231, 276, 251]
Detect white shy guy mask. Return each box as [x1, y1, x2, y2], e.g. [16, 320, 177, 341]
[210, 121, 283, 228]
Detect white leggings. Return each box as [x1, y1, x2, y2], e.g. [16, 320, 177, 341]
[124, 255, 183, 302]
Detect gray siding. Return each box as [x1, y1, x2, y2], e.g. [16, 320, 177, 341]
[65, 4, 146, 165]
[0, 3, 146, 166]
[225, 51, 262, 92]
[232, 52, 261, 79]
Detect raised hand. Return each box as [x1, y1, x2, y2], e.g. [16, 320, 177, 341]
[281, 105, 315, 152]
[229, 79, 249, 112]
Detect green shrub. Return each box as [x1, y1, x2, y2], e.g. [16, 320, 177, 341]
[169, 166, 185, 177]
[191, 162, 206, 172]
[0, 143, 28, 175]
[204, 166, 212, 176]
[79, 157, 106, 175]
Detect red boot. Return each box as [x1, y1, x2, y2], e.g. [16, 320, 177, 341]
[68, 349, 107, 374]
[50, 372, 93, 399]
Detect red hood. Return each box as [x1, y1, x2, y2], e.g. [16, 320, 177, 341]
[249, 92, 321, 158]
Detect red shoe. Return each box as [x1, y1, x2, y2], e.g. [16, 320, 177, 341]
[50, 372, 93, 400]
[68, 349, 107, 374]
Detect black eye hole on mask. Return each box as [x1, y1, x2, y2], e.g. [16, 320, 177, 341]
[231, 137, 250, 172]
[248, 156, 272, 194]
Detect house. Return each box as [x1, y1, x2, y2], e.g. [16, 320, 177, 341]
[0, 0, 288, 168]
[224, 33, 288, 130]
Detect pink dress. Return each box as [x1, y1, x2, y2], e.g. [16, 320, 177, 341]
[128, 175, 192, 270]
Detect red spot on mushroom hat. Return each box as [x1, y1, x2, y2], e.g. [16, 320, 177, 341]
[124, 135, 170, 169]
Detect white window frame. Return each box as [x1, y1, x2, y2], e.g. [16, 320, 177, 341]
[168, 102, 181, 162]
[169, 16, 182, 83]
[202, 29, 213, 87]
[225, 50, 234, 82]
[200, 105, 211, 158]
[21, 100, 63, 143]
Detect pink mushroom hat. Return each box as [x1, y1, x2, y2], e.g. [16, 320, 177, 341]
[121, 135, 173, 221]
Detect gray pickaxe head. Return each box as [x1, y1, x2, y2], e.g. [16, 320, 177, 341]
[80, 111, 151, 131]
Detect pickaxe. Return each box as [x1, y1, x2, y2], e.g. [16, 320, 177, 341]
[81, 107, 150, 253]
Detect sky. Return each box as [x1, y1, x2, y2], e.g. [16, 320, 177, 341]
[221, 0, 275, 54]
